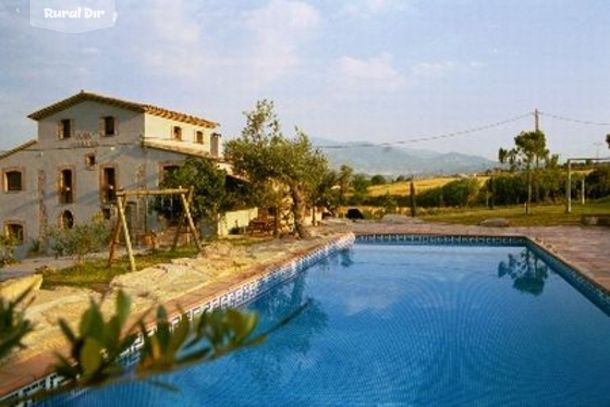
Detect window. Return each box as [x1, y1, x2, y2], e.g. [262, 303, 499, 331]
[172, 126, 182, 141]
[59, 119, 72, 139]
[102, 167, 117, 203]
[5, 223, 24, 244]
[60, 210, 74, 229]
[4, 170, 23, 192]
[59, 169, 74, 204]
[195, 130, 204, 144]
[85, 154, 96, 169]
[103, 116, 116, 136]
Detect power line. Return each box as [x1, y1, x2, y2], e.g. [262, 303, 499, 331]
[539, 111, 610, 126]
[315, 112, 532, 149]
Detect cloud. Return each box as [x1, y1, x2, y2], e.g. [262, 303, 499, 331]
[342, 0, 410, 18]
[241, 0, 321, 88]
[138, 0, 207, 79]
[132, 0, 320, 89]
[332, 53, 406, 92]
[411, 61, 456, 77]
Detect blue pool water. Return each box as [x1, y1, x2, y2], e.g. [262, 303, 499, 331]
[68, 243, 610, 406]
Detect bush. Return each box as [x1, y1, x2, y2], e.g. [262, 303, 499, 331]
[47, 217, 112, 264]
[0, 236, 16, 267]
[586, 166, 610, 199]
[485, 173, 528, 205]
[441, 178, 480, 207]
[370, 174, 387, 186]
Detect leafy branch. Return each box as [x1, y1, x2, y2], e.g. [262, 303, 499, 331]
[3, 289, 308, 403]
[0, 287, 34, 361]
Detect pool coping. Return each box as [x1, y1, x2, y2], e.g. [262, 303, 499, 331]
[2, 230, 608, 404]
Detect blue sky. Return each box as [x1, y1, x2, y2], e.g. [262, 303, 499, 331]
[1, 0, 609, 159]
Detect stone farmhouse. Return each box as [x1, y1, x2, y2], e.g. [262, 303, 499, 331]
[0, 91, 252, 255]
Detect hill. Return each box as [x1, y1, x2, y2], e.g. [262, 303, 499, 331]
[311, 137, 496, 176]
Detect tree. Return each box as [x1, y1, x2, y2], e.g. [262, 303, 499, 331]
[157, 157, 234, 235]
[498, 130, 549, 214]
[370, 174, 387, 186]
[310, 169, 339, 223]
[225, 100, 330, 238]
[337, 165, 353, 205]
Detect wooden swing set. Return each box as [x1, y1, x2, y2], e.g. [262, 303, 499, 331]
[107, 187, 202, 272]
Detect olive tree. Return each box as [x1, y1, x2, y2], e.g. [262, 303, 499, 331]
[225, 100, 330, 238]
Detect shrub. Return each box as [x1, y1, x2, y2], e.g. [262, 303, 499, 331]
[47, 217, 112, 264]
[0, 236, 16, 267]
[586, 166, 610, 199]
[441, 178, 480, 207]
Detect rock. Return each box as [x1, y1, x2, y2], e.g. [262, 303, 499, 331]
[480, 218, 510, 227]
[0, 274, 43, 302]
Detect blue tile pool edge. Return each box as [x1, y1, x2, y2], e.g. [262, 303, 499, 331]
[0, 233, 357, 406]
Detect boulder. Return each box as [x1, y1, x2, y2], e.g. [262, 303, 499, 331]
[479, 218, 510, 227]
[0, 274, 43, 302]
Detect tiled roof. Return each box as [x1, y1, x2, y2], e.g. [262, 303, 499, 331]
[142, 139, 241, 179]
[0, 139, 37, 161]
[27, 91, 219, 128]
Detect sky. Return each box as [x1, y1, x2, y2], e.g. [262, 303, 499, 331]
[1, 0, 610, 160]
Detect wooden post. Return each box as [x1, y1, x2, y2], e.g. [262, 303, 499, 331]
[171, 187, 190, 250]
[107, 211, 122, 268]
[565, 160, 572, 214]
[180, 190, 202, 250]
[409, 181, 417, 217]
[117, 196, 136, 272]
[581, 176, 586, 205]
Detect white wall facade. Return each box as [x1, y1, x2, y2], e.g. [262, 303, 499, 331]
[0, 99, 222, 255]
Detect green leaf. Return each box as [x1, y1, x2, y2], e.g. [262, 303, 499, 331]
[168, 316, 190, 355]
[58, 319, 77, 345]
[115, 290, 131, 327]
[80, 338, 103, 376]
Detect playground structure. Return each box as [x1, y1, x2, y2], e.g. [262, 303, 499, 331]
[107, 187, 202, 272]
[565, 157, 610, 213]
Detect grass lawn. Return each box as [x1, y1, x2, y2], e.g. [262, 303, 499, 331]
[39, 235, 274, 293]
[420, 199, 610, 227]
[40, 246, 201, 293]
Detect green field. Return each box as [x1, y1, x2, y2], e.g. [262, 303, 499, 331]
[420, 200, 610, 227]
[367, 176, 489, 197]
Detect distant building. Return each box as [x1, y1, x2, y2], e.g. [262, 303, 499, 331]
[0, 91, 232, 253]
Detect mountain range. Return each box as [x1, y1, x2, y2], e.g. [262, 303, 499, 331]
[311, 137, 497, 176]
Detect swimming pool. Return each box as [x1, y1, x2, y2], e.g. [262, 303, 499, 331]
[63, 238, 610, 405]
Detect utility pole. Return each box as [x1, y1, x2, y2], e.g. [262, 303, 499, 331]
[534, 108, 540, 132]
